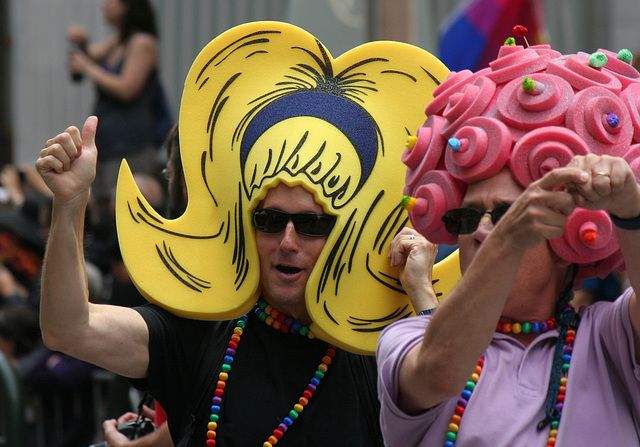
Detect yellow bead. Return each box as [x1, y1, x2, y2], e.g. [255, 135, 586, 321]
[263, 442, 273, 447]
[560, 377, 567, 385]
[512, 323, 522, 334]
[318, 364, 328, 372]
[208, 422, 217, 430]
[294, 403, 304, 413]
[470, 373, 479, 382]
[219, 372, 228, 381]
[550, 429, 558, 437]
[405, 135, 418, 150]
[448, 423, 459, 433]
[308, 331, 316, 339]
[265, 316, 274, 325]
[233, 327, 243, 335]
[265, 305, 273, 314]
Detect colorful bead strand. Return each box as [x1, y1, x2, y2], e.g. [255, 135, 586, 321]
[254, 298, 315, 338]
[496, 318, 557, 335]
[207, 314, 248, 447]
[263, 345, 336, 447]
[206, 301, 335, 447]
[443, 355, 484, 447]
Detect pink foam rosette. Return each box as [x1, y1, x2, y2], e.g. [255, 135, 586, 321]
[440, 76, 496, 139]
[565, 86, 633, 156]
[510, 126, 589, 187]
[549, 208, 620, 264]
[444, 116, 512, 183]
[486, 45, 551, 85]
[405, 170, 466, 245]
[497, 73, 574, 131]
[547, 53, 622, 93]
[403, 115, 447, 191]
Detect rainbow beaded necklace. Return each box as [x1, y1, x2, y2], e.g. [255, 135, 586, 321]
[205, 298, 336, 447]
[443, 295, 579, 447]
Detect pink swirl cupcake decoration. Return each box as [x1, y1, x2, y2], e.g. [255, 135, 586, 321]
[565, 86, 633, 156]
[403, 26, 640, 283]
[510, 126, 589, 187]
[497, 74, 574, 130]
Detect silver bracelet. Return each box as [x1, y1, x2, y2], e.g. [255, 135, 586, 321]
[417, 308, 437, 316]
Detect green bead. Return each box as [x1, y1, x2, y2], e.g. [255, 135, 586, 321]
[589, 51, 608, 68]
[210, 414, 219, 422]
[551, 421, 559, 429]
[563, 363, 570, 373]
[522, 77, 535, 92]
[618, 49, 633, 63]
[222, 364, 231, 373]
[315, 370, 325, 379]
[259, 312, 267, 322]
[299, 326, 309, 336]
[237, 320, 246, 328]
[446, 431, 457, 442]
[289, 410, 299, 420]
[522, 322, 531, 334]
[465, 381, 476, 391]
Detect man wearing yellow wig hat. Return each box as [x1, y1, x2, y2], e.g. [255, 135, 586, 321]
[35, 22, 452, 446]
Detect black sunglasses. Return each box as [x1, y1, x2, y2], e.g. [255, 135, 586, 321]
[252, 208, 336, 237]
[441, 205, 510, 234]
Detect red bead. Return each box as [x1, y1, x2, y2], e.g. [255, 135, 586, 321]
[478, 358, 484, 367]
[557, 394, 565, 402]
[565, 335, 575, 345]
[281, 325, 290, 333]
[327, 348, 336, 357]
[303, 390, 313, 399]
[454, 406, 465, 416]
[547, 320, 556, 330]
[228, 340, 238, 349]
[276, 313, 287, 323]
[273, 429, 284, 438]
[206, 440, 216, 447]
[495, 322, 502, 332]
[215, 388, 224, 397]
[512, 25, 528, 37]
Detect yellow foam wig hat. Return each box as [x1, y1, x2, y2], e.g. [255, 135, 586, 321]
[115, 21, 458, 354]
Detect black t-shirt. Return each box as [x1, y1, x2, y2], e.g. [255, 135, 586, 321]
[132, 304, 383, 447]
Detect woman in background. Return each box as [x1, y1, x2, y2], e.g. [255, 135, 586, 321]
[67, 0, 167, 206]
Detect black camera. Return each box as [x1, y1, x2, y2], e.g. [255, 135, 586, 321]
[116, 419, 155, 439]
[89, 419, 155, 447]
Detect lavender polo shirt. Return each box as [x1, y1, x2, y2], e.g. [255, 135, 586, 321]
[377, 289, 640, 447]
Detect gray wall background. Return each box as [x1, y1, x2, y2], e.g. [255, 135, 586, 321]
[8, 0, 640, 165]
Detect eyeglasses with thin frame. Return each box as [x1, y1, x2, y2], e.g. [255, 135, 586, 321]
[252, 208, 336, 237]
[441, 205, 510, 235]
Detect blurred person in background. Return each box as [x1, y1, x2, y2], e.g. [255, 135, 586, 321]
[67, 0, 172, 210]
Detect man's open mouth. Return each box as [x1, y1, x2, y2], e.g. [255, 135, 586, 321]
[277, 265, 302, 274]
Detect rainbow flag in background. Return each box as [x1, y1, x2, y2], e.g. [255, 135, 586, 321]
[438, 0, 547, 72]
